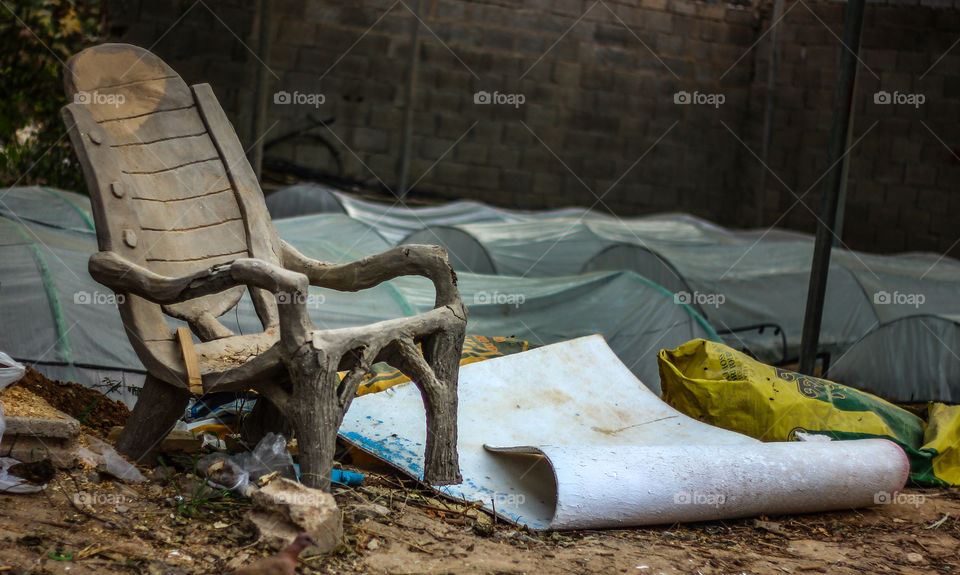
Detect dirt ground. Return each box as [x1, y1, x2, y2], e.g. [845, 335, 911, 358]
[0, 461, 958, 575]
[10, 368, 130, 437]
[1, 372, 958, 574]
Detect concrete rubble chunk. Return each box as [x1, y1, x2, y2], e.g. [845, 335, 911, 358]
[1, 414, 81, 468]
[245, 477, 343, 554]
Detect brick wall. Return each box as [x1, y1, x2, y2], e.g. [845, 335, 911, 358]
[103, 0, 960, 255]
[741, 0, 960, 254]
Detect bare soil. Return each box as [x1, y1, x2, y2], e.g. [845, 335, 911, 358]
[0, 463, 957, 575]
[1, 373, 957, 574]
[8, 368, 129, 436]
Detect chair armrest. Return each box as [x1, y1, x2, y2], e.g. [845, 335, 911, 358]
[280, 241, 462, 308]
[89, 251, 308, 304]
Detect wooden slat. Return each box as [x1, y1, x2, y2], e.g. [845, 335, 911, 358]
[112, 133, 219, 174]
[176, 327, 204, 395]
[80, 77, 194, 123]
[193, 84, 282, 265]
[102, 107, 206, 145]
[66, 43, 180, 94]
[148, 253, 245, 278]
[135, 188, 242, 231]
[141, 220, 248, 262]
[125, 159, 229, 200]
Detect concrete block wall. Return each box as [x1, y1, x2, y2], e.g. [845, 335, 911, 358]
[103, 0, 960, 255]
[744, 1, 960, 254]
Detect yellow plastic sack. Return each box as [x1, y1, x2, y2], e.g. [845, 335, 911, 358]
[354, 335, 534, 396]
[919, 403, 960, 485]
[659, 339, 926, 467]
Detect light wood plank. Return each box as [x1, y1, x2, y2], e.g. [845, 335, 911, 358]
[177, 327, 204, 394]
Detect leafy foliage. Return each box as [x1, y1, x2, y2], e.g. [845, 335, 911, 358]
[0, 0, 100, 190]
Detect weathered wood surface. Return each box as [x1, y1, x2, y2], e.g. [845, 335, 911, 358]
[63, 43, 466, 490]
[176, 327, 203, 395]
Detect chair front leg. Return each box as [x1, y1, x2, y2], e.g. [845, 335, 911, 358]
[286, 344, 342, 492]
[391, 330, 464, 486]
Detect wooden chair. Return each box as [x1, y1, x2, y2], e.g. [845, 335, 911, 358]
[60, 43, 465, 491]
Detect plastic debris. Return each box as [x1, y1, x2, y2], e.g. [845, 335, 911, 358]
[77, 434, 146, 483]
[0, 353, 38, 493]
[198, 432, 297, 495]
[292, 464, 364, 486]
[0, 352, 26, 391]
[0, 456, 43, 494]
[331, 469, 364, 486]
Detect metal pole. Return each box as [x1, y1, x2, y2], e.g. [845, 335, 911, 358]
[833, 68, 860, 245]
[755, 0, 784, 228]
[397, 0, 423, 198]
[250, 0, 273, 182]
[798, 0, 866, 375]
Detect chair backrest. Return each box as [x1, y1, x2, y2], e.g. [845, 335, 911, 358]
[61, 43, 282, 383]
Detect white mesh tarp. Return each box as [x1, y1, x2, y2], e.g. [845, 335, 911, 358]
[0, 188, 714, 401]
[4, 186, 959, 402]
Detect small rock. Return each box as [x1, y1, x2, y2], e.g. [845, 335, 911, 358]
[115, 505, 130, 513]
[8, 459, 55, 484]
[348, 503, 391, 521]
[366, 538, 380, 550]
[906, 552, 924, 564]
[150, 465, 171, 483]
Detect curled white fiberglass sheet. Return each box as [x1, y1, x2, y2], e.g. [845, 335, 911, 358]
[340, 336, 909, 530]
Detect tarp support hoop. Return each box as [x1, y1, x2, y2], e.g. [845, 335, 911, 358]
[41, 187, 95, 230]
[620, 270, 721, 342]
[10, 220, 76, 372]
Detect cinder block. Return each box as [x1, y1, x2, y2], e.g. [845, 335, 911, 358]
[1, 415, 81, 468]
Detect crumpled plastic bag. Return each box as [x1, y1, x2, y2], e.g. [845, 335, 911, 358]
[0, 455, 43, 494]
[0, 352, 27, 443]
[77, 434, 146, 483]
[0, 352, 25, 391]
[0, 353, 36, 493]
[198, 432, 296, 495]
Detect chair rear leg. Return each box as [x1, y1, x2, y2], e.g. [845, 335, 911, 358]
[116, 374, 191, 464]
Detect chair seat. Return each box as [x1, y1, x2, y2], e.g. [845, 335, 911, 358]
[196, 328, 285, 390]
